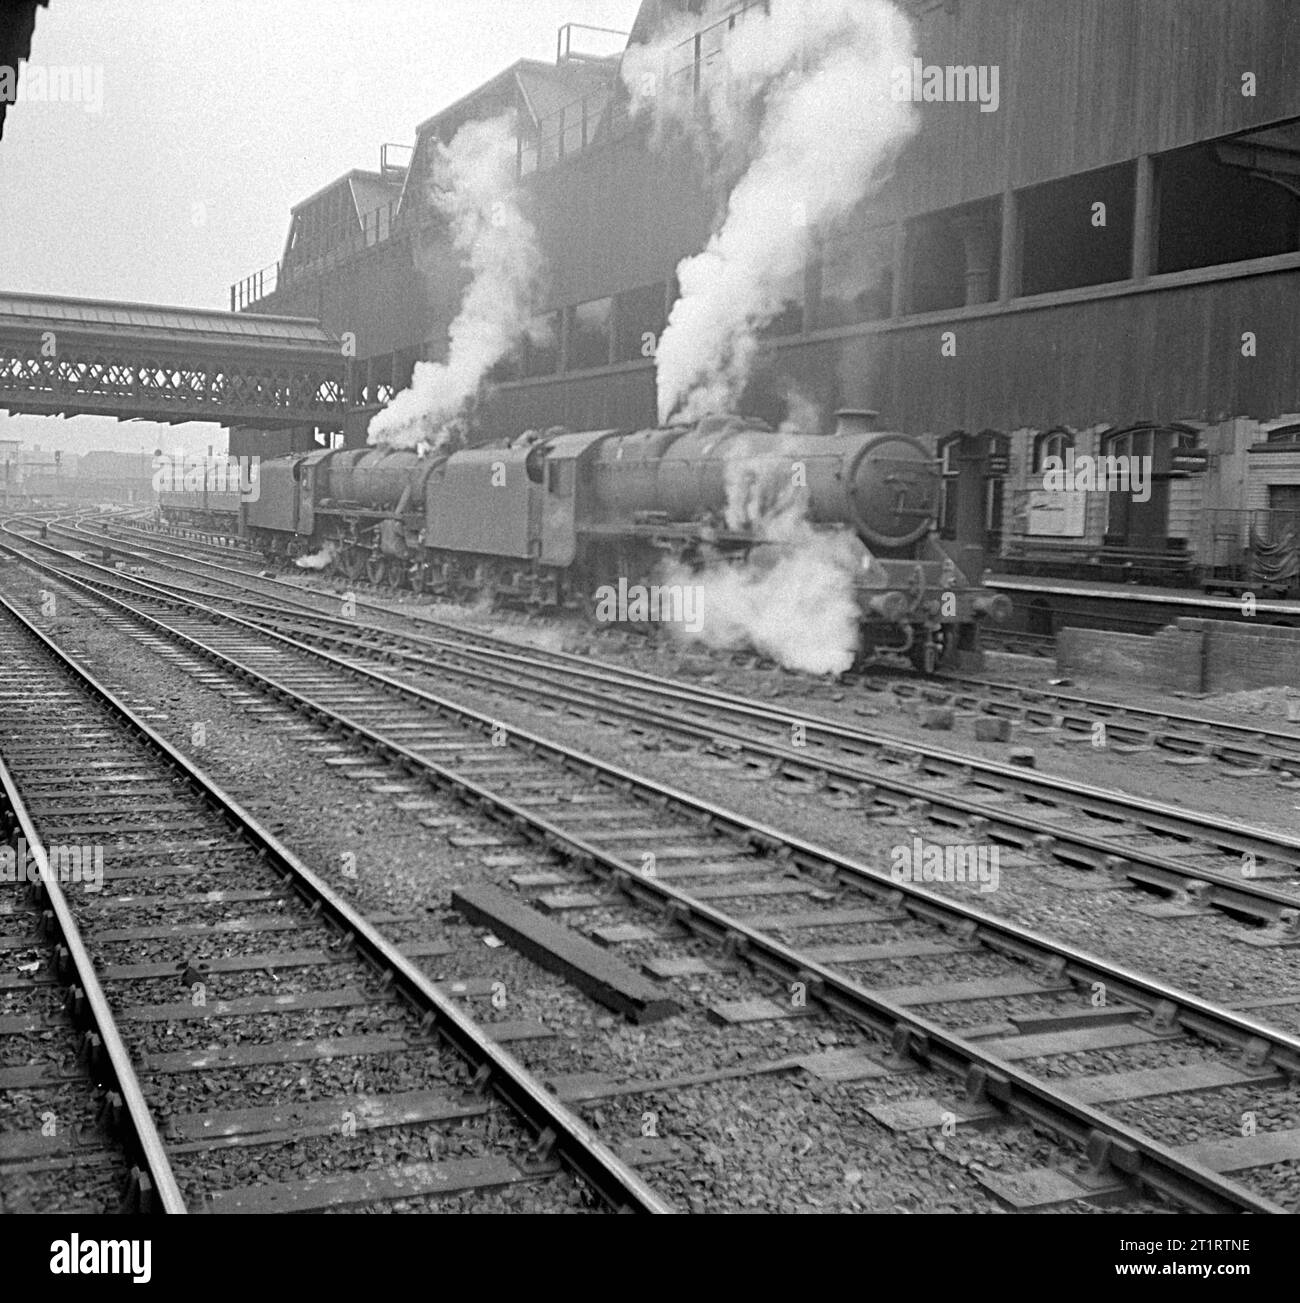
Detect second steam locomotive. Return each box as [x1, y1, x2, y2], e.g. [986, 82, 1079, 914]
[165, 411, 1010, 671]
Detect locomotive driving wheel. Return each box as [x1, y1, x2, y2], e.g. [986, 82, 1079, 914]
[365, 553, 387, 586]
[339, 545, 367, 582]
[384, 557, 408, 589]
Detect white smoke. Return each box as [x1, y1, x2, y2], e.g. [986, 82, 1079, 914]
[777, 385, 823, 439]
[665, 436, 868, 675]
[294, 542, 337, 571]
[368, 114, 546, 449]
[720, 433, 808, 532]
[623, 0, 918, 423]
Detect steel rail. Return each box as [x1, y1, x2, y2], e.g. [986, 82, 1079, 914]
[0, 585, 669, 1214]
[247, 611, 1300, 867]
[48, 511, 1300, 789]
[883, 672, 1300, 769]
[6, 550, 1295, 1212]
[73, 514, 1300, 762]
[0, 675, 187, 1213]
[9, 527, 1300, 926]
[18, 519, 1300, 864]
[223, 609, 1300, 925]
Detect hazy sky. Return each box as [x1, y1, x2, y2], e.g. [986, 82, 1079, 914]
[0, 0, 644, 456]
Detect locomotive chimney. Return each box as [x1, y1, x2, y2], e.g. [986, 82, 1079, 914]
[834, 409, 880, 437]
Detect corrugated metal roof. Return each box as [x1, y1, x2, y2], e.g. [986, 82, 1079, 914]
[0, 291, 337, 348]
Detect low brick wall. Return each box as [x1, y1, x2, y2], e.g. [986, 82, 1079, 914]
[1057, 617, 1300, 693]
[1178, 617, 1300, 692]
[1057, 625, 1204, 693]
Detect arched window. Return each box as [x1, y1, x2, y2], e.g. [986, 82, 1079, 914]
[1103, 424, 1198, 467]
[937, 433, 963, 539]
[1101, 424, 1200, 550]
[1033, 429, 1073, 473]
[937, 431, 1007, 548]
[1105, 426, 1151, 462]
[982, 431, 1009, 555]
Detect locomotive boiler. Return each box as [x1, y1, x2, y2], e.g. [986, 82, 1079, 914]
[229, 411, 1010, 672]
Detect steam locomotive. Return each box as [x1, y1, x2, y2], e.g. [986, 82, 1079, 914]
[161, 411, 1010, 671]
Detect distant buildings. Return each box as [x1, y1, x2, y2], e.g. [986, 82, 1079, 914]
[0, 439, 154, 503]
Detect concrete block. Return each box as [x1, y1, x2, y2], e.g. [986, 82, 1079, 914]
[974, 717, 1013, 743]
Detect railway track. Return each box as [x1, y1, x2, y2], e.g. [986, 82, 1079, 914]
[234, 608, 1300, 927]
[64, 515, 1300, 775]
[874, 672, 1300, 776]
[4, 530, 1300, 1212]
[0, 590, 667, 1215]
[36, 516, 1300, 770]
[16, 518, 1300, 942]
[0, 749, 176, 1213]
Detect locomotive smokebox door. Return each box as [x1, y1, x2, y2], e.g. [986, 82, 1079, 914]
[846, 435, 937, 551]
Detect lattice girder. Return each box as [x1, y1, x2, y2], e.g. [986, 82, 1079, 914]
[0, 339, 345, 429]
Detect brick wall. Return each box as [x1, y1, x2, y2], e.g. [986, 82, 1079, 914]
[1179, 617, 1300, 692]
[1058, 617, 1300, 693]
[1057, 625, 1204, 693]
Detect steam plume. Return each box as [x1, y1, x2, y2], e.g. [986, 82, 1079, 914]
[368, 114, 546, 449]
[623, 0, 917, 422]
[666, 435, 868, 675]
[294, 542, 337, 571]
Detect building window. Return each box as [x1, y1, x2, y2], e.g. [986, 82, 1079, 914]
[1106, 428, 1147, 463]
[1033, 429, 1073, 473]
[1104, 425, 1198, 467]
[985, 432, 1008, 553]
[906, 215, 968, 314]
[565, 297, 613, 371]
[522, 312, 561, 379]
[1101, 425, 1200, 550]
[1266, 423, 1300, 446]
[1019, 162, 1135, 296]
[614, 283, 667, 363]
[1156, 127, 1300, 275]
[904, 199, 1000, 313]
[937, 434, 962, 539]
[813, 221, 894, 329]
